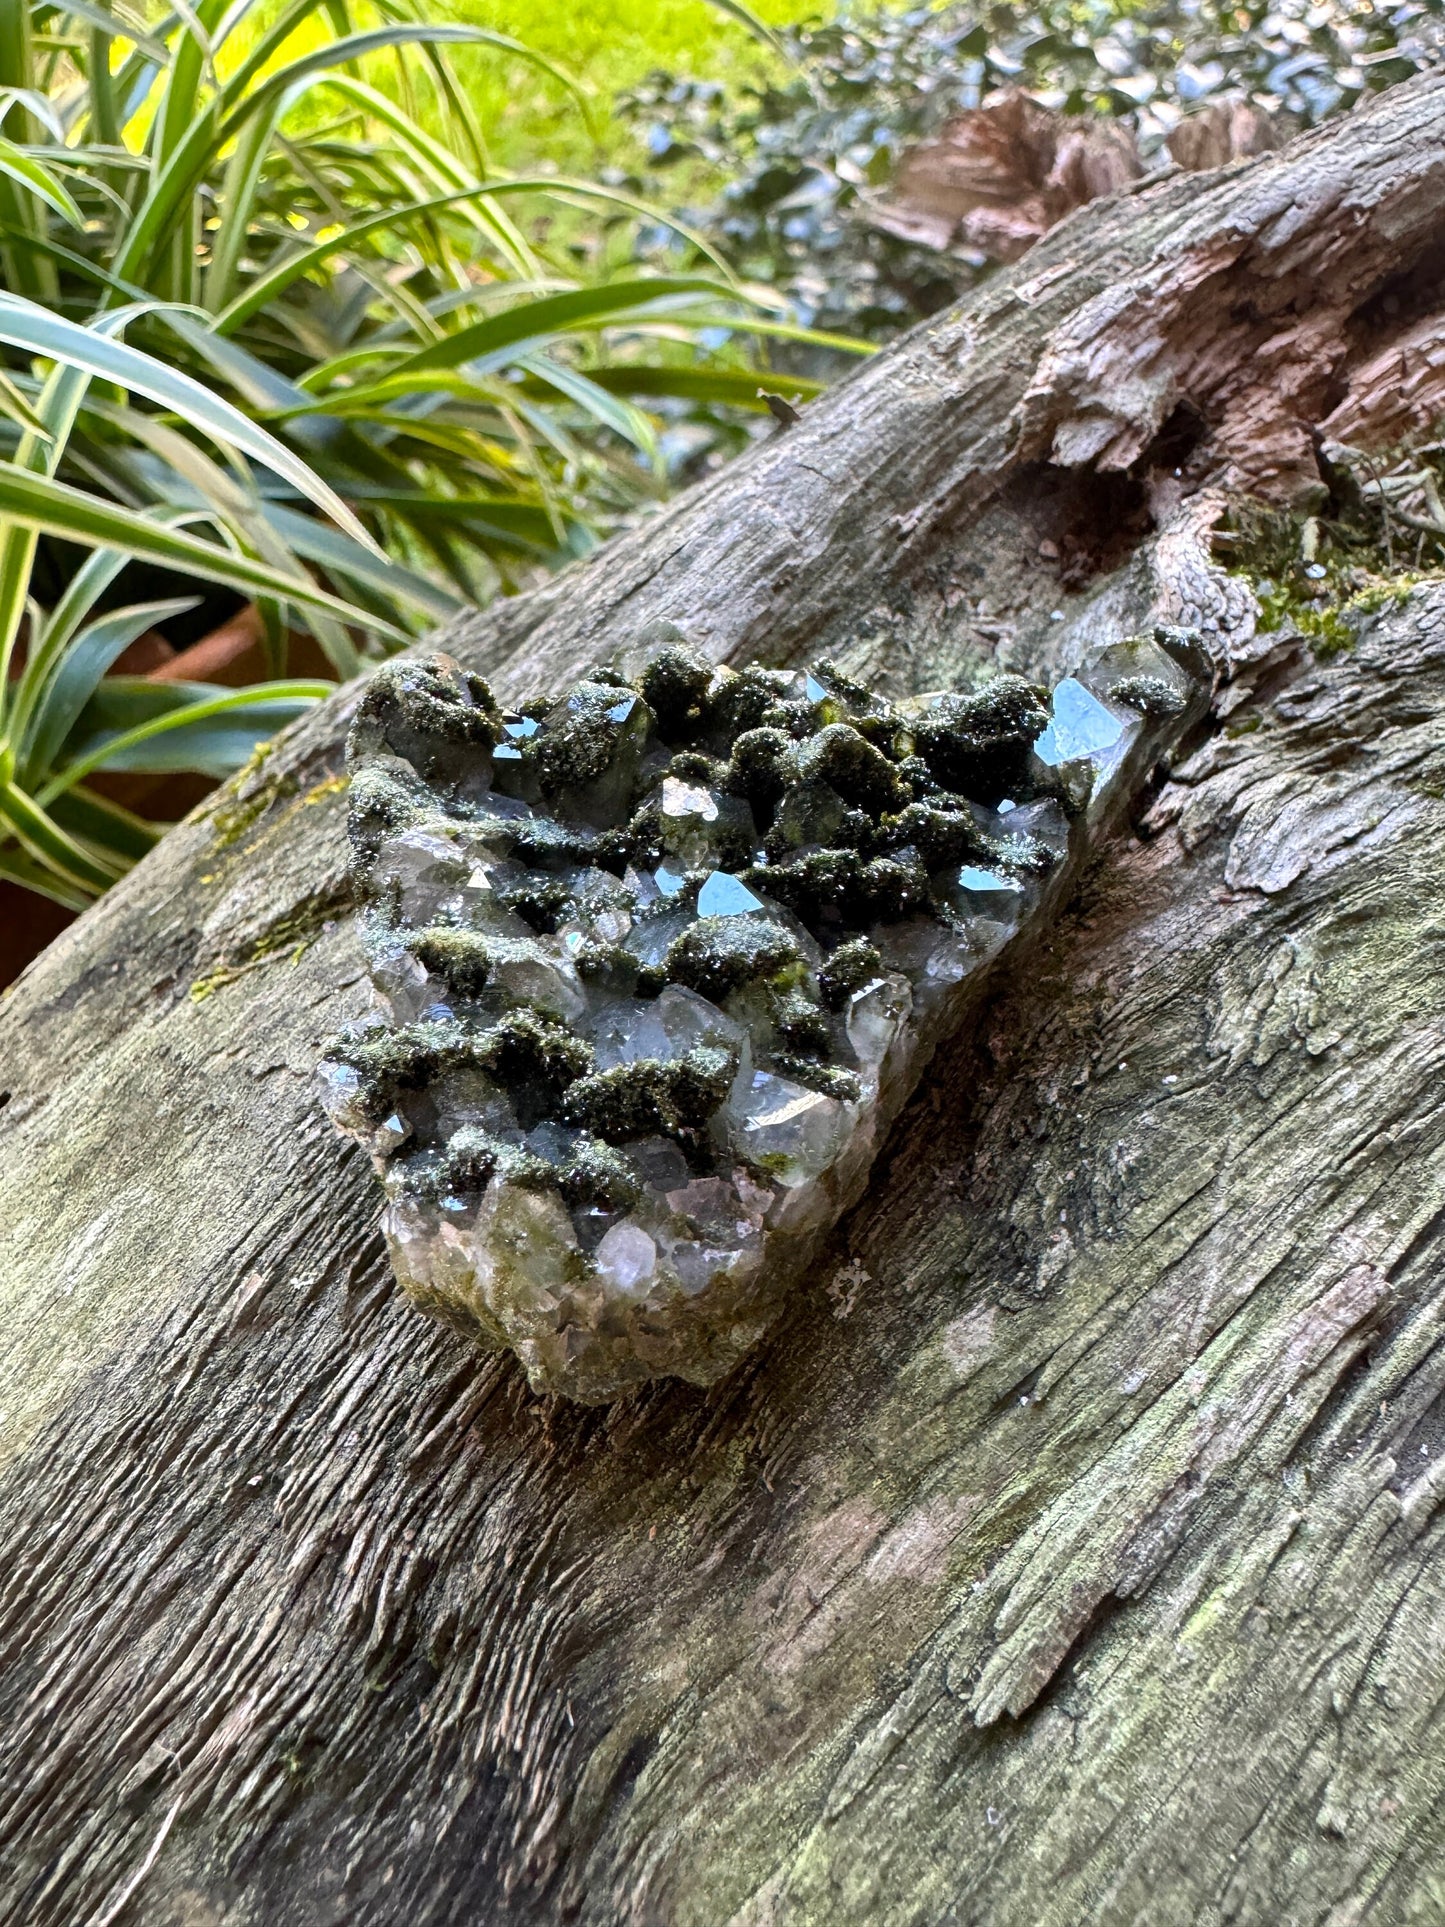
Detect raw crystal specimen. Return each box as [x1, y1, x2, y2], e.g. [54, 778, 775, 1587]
[320, 628, 1208, 1401]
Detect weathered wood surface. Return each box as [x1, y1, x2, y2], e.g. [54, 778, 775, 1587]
[2, 76, 1445, 1926]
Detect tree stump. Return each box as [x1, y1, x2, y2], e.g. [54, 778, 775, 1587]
[2, 74, 1445, 1926]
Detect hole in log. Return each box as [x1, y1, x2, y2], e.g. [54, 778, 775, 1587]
[1136, 399, 1209, 479]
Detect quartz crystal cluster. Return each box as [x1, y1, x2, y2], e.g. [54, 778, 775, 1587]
[319, 627, 1208, 1401]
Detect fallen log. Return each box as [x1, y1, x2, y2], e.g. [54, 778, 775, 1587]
[2, 72, 1445, 1926]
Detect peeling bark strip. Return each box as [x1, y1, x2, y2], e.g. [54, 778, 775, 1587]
[1, 76, 1444, 1926]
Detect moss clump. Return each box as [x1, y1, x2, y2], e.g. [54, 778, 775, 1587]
[793, 722, 910, 817]
[443, 1129, 554, 1196]
[348, 656, 501, 785]
[497, 875, 575, 935]
[669, 749, 728, 786]
[443, 1127, 499, 1191]
[911, 676, 1051, 801]
[189, 882, 352, 1001]
[879, 801, 981, 871]
[1108, 674, 1187, 718]
[331, 1006, 591, 1126]
[624, 796, 757, 876]
[559, 1138, 642, 1212]
[862, 851, 931, 922]
[563, 1045, 737, 1145]
[762, 778, 853, 858]
[569, 937, 636, 984]
[808, 658, 886, 726]
[992, 828, 1056, 877]
[766, 980, 830, 1055]
[773, 1056, 863, 1102]
[703, 665, 796, 741]
[818, 938, 883, 1010]
[346, 764, 429, 864]
[506, 815, 604, 871]
[891, 754, 940, 800]
[474, 1009, 593, 1095]
[330, 1018, 470, 1121]
[640, 642, 713, 740]
[410, 927, 493, 998]
[665, 916, 803, 1001]
[1215, 487, 1445, 665]
[749, 848, 865, 926]
[725, 727, 793, 819]
[210, 742, 297, 849]
[529, 681, 649, 795]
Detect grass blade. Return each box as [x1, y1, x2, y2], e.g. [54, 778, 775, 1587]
[43, 678, 331, 795]
[19, 595, 201, 783]
[0, 463, 405, 642]
[0, 840, 95, 911]
[0, 137, 83, 225]
[0, 293, 379, 549]
[49, 783, 161, 863]
[0, 776, 122, 894]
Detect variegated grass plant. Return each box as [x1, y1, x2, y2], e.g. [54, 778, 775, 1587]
[0, 0, 864, 910]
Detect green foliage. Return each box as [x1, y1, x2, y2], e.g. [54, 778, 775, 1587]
[0, 0, 859, 912]
[622, 0, 1445, 342]
[1218, 442, 1445, 664]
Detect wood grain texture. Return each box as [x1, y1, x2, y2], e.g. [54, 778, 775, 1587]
[1, 74, 1444, 1926]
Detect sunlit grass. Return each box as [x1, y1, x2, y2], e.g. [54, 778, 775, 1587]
[432, 0, 808, 176]
[214, 0, 823, 185]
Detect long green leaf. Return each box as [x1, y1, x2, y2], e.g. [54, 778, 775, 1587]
[0, 136, 83, 224]
[207, 0, 316, 103]
[556, 365, 827, 408]
[219, 21, 590, 127]
[0, 293, 378, 548]
[202, 92, 282, 312]
[0, 362, 53, 436]
[384, 276, 739, 381]
[299, 77, 538, 277]
[0, 777, 121, 893]
[71, 392, 363, 680]
[0, 840, 94, 911]
[49, 782, 161, 862]
[215, 177, 738, 338]
[27, 543, 130, 664]
[55, 0, 170, 63]
[0, 464, 405, 641]
[0, 85, 68, 143]
[0, 1, 56, 303]
[675, 314, 876, 357]
[515, 352, 658, 459]
[152, 0, 226, 170]
[295, 278, 740, 404]
[20, 595, 200, 783]
[44, 678, 331, 795]
[0, 359, 94, 719]
[260, 501, 462, 620]
[702, 0, 791, 60]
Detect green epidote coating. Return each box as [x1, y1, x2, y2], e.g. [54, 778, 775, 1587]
[320, 629, 1206, 1401]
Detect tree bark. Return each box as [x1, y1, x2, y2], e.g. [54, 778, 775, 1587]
[3, 74, 1445, 1926]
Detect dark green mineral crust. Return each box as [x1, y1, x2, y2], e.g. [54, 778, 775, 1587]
[320, 630, 1207, 1402]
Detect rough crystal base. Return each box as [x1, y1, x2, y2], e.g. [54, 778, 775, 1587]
[320, 628, 1207, 1401]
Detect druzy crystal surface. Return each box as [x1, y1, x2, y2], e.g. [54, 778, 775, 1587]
[320, 628, 1207, 1402]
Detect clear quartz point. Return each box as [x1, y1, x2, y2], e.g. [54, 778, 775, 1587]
[322, 629, 1207, 1401]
